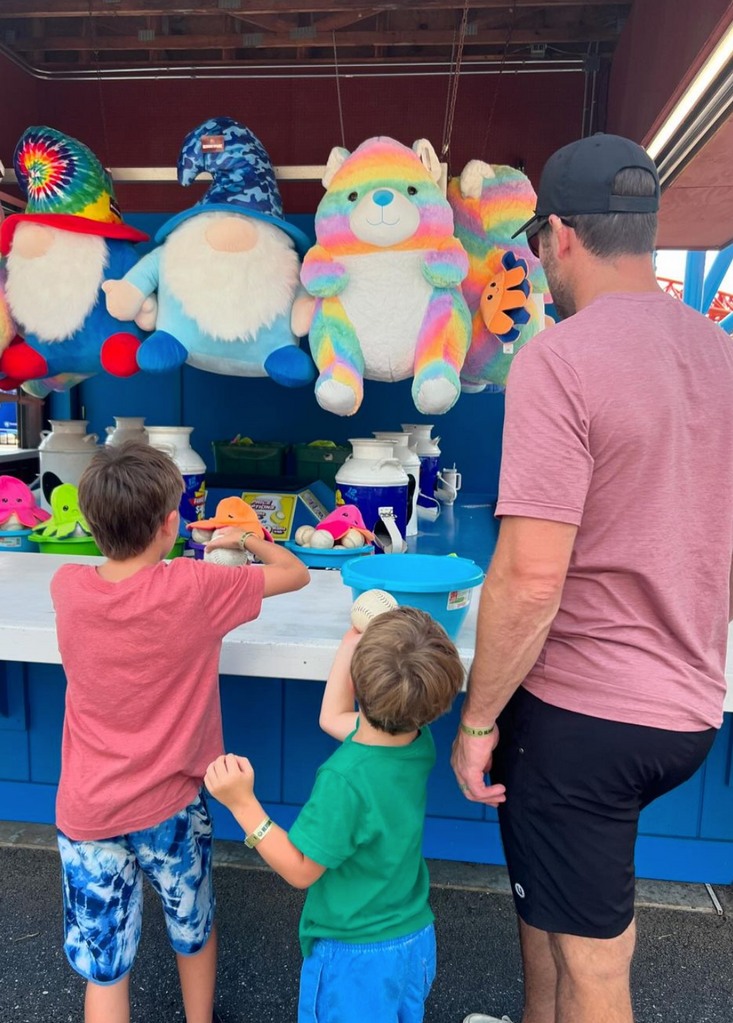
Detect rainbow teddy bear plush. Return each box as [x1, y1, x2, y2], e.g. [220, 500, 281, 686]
[448, 161, 551, 391]
[296, 137, 472, 417]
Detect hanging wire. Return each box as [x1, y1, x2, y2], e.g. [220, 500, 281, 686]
[440, 0, 470, 164]
[440, 26, 459, 159]
[87, 0, 112, 169]
[480, 0, 518, 160]
[332, 30, 346, 149]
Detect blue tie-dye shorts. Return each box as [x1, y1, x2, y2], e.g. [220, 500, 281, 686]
[57, 792, 214, 985]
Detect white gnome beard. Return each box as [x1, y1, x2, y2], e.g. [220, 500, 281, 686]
[6, 228, 108, 341]
[161, 214, 300, 342]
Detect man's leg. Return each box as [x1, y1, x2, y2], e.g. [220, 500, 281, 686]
[519, 920, 557, 1023]
[550, 919, 636, 1023]
[84, 975, 131, 1023]
[177, 924, 217, 1023]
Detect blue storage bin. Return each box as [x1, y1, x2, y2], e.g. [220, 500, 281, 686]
[0, 528, 35, 552]
[341, 553, 484, 638]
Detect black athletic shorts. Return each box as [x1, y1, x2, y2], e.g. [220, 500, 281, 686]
[491, 686, 716, 939]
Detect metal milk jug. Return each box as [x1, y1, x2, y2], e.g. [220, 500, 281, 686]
[38, 419, 98, 511]
[373, 431, 420, 537]
[105, 416, 148, 447]
[146, 426, 207, 536]
[335, 439, 408, 553]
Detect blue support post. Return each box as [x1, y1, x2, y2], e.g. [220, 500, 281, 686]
[719, 311, 733, 335]
[702, 244, 733, 313]
[682, 251, 706, 311]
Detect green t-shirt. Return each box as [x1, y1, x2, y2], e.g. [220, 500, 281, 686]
[289, 725, 436, 957]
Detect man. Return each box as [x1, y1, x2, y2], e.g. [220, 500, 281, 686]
[452, 133, 733, 1023]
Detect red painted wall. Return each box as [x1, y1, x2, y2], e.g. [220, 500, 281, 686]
[608, 0, 733, 144]
[1, 59, 587, 211]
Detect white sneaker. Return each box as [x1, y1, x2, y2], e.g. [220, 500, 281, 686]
[462, 1016, 514, 1023]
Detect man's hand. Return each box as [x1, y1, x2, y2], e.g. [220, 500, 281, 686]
[204, 753, 255, 811]
[451, 726, 506, 806]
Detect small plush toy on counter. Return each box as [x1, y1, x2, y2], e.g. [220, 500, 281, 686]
[0, 475, 51, 530]
[34, 483, 91, 538]
[188, 496, 272, 566]
[294, 504, 374, 550]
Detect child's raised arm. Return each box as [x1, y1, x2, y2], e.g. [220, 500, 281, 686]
[319, 629, 361, 741]
[206, 528, 310, 596]
[205, 754, 325, 889]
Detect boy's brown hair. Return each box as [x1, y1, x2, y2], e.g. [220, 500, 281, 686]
[78, 441, 183, 560]
[350, 606, 464, 734]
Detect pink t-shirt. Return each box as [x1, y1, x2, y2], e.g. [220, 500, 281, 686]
[52, 557, 265, 840]
[496, 291, 733, 731]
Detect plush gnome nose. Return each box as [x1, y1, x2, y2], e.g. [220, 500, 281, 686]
[373, 189, 394, 207]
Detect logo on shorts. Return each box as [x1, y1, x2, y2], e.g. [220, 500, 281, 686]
[514, 882, 526, 899]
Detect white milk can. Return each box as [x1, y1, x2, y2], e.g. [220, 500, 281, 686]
[146, 426, 207, 535]
[38, 420, 98, 511]
[373, 431, 421, 537]
[105, 416, 149, 447]
[335, 439, 408, 553]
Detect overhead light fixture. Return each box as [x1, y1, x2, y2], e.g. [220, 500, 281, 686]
[646, 20, 733, 186]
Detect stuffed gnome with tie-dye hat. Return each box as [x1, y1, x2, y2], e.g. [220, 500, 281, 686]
[103, 116, 316, 387]
[0, 126, 153, 389]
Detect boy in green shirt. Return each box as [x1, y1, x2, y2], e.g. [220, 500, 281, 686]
[205, 606, 464, 1022]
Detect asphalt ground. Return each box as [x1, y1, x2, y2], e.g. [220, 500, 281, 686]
[1, 835, 731, 1023]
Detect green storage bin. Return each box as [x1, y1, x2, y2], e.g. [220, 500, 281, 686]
[293, 442, 351, 488]
[212, 440, 288, 477]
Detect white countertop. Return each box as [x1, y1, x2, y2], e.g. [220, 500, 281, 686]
[0, 552, 478, 681]
[2, 552, 732, 713]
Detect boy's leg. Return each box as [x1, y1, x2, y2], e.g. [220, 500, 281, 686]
[57, 830, 142, 1021]
[84, 974, 131, 1023]
[133, 792, 216, 1023]
[177, 924, 218, 1023]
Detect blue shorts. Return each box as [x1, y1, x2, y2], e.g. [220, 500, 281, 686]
[57, 792, 215, 985]
[298, 923, 436, 1023]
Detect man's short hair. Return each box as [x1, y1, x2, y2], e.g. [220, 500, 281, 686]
[350, 606, 464, 734]
[566, 167, 658, 257]
[78, 441, 183, 560]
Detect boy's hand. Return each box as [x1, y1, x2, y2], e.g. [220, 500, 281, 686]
[204, 753, 255, 810]
[204, 527, 251, 552]
[340, 626, 362, 653]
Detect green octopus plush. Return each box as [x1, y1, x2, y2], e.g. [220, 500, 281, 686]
[36, 484, 91, 538]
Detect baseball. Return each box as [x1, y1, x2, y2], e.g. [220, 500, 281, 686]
[295, 524, 316, 546]
[191, 526, 211, 543]
[350, 589, 399, 632]
[309, 529, 334, 549]
[339, 528, 365, 549]
[204, 528, 250, 567]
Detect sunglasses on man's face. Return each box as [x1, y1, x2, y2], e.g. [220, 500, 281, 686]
[527, 217, 576, 258]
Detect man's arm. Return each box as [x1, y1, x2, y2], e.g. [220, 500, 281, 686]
[451, 514, 577, 803]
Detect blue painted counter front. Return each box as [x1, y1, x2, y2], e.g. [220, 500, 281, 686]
[1, 497, 732, 884]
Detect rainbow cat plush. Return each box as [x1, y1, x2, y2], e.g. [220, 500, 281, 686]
[448, 161, 551, 391]
[298, 137, 472, 417]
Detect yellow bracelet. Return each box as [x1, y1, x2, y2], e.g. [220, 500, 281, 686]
[460, 722, 495, 737]
[238, 531, 257, 551]
[244, 816, 273, 849]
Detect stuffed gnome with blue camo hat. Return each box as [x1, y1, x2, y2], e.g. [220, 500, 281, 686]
[103, 116, 316, 386]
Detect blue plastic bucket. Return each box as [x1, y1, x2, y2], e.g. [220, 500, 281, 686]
[341, 553, 484, 639]
[0, 528, 34, 552]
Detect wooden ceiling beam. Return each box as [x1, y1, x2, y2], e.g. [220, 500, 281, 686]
[0, 0, 632, 18]
[14, 25, 620, 50]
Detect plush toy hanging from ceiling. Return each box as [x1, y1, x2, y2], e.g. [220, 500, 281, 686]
[0, 127, 154, 390]
[295, 136, 472, 417]
[447, 161, 551, 392]
[103, 116, 316, 387]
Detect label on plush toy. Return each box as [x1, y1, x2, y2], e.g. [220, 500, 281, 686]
[201, 134, 225, 152]
[180, 474, 207, 536]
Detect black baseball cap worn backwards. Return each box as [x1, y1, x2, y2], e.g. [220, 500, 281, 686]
[513, 133, 661, 241]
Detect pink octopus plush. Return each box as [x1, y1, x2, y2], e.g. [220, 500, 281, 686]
[0, 475, 51, 531]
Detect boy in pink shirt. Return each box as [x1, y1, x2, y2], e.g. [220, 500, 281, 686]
[51, 441, 309, 1023]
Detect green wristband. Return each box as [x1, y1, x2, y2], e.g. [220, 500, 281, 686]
[460, 722, 495, 737]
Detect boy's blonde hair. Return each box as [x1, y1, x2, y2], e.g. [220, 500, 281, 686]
[78, 441, 183, 560]
[350, 606, 464, 734]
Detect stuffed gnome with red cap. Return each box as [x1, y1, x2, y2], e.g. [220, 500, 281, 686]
[0, 126, 155, 390]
